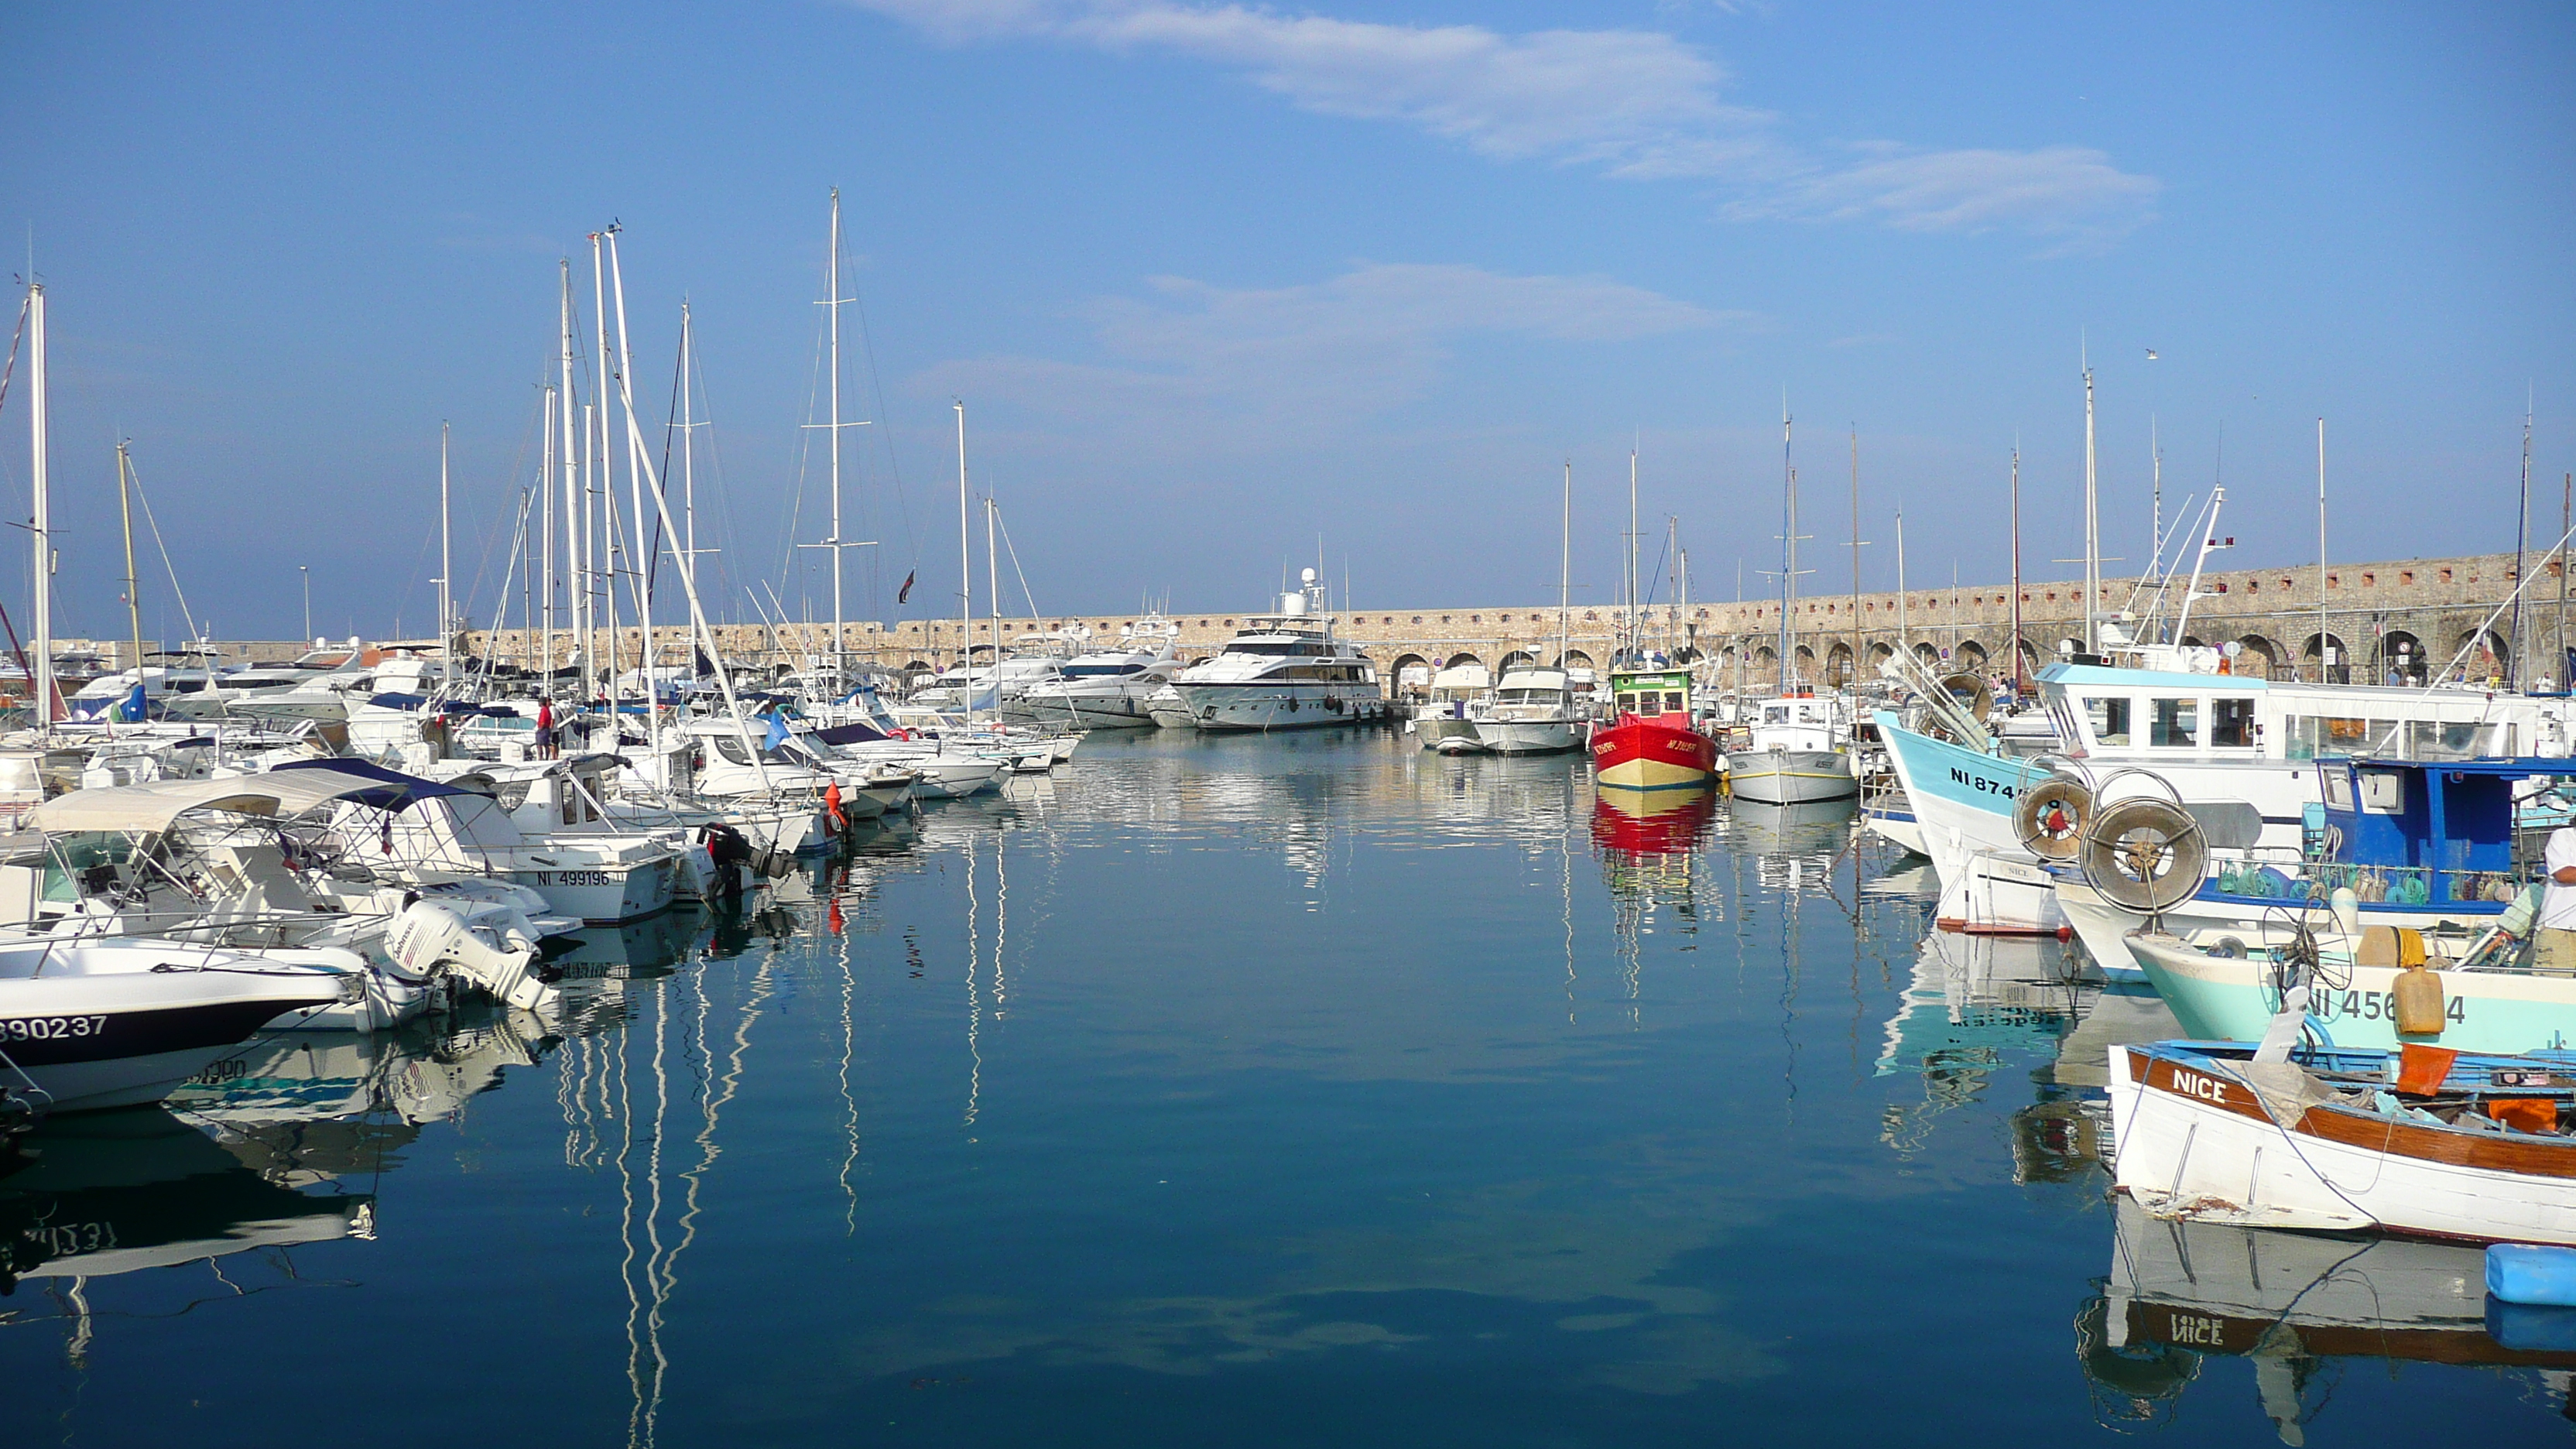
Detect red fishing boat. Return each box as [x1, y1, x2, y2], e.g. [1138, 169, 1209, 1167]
[1587, 666, 1721, 790]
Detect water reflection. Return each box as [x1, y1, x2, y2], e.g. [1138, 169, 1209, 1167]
[1877, 930, 2098, 1155]
[2083, 1197, 2576, 1439]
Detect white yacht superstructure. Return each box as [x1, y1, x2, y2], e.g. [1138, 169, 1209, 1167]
[1169, 573, 1385, 732]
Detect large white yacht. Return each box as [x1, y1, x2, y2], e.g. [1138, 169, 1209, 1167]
[1007, 618, 1181, 731]
[1169, 572, 1385, 731]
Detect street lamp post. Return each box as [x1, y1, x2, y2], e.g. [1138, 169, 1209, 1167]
[300, 566, 311, 644]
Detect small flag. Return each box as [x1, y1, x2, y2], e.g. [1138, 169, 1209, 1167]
[118, 681, 148, 722]
[897, 569, 916, 605]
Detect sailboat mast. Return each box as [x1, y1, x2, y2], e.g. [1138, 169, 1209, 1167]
[2515, 402, 2533, 690]
[827, 188, 846, 681]
[116, 443, 141, 718]
[1559, 460, 1571, 665]
[2317, 418, 2330, 684]
[985, 496, 1000, 677]
[1780, 406, 1794, 689]
[954, 401, 971, 714]
[1896, 506, 1909, 661]
[680, 301, 697, 568]
[2010, 449, 2023, 692]
[1848, 428, 1860, 689]
[540, 384, 556, 687]
[2082, 353, 2100, 656]
[1626, 445, 1639, 659]
[557, 260, 579, 697]
[605, 231, 659, 760]
[26, 281, 51, 728]
[590, 233, 619, 706]
[439, 421, 454, 690]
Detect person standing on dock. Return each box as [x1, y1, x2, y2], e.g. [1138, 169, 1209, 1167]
[2542, 823, 2576, 973]
[535, 697, 556, 760]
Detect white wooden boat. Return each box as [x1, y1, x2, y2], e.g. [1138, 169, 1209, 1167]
[2112, 1035, 2576, 1242]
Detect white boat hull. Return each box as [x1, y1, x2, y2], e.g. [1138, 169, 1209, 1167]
[1472, 718, 1584, 755]
[1173, 682, 1388, 731]
[2110, 1044, 2576, 1242]
[1724, 748, 1856, 803]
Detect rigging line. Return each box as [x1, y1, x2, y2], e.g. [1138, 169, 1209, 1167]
[461, 384, 547, 630]
[693, 335, 745, 628]
[993, 502, 1042, 619]
[645, 322, 685, 604]
[846, 279, 918, 603]
[0, 293, 27, 423]
[118, 450, 203, 641]
[776, 273, 830, 601]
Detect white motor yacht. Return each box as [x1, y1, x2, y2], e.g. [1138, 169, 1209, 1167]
[1408, 661, 1490, 750]
[1008, 618, 1182, 731]
[1468, 666, 1586, 755]
[1170, 571, 1386, 731]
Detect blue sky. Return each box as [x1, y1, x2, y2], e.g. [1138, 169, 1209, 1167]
[2, 1, 2570, 642]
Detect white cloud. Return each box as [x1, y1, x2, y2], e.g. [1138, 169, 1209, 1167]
[849, 1, 2159, 243]
[919, 261, 1735, 432]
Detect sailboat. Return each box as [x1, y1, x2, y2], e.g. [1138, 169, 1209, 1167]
[1726, 410, 1858, 803]
[1588, 449, 1721, 789]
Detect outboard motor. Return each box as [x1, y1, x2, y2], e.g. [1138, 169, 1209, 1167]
[386, 899, 553, 1011]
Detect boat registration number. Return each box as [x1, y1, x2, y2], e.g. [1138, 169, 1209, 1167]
[2321, 990, 2467, 1025]
[536, 870, 615, 886]
[1, 1015, 108, 1042]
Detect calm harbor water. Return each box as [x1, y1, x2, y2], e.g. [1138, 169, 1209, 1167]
[2, 730, 2564, 1445]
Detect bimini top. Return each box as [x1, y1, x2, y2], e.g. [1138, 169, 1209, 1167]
[20, 759, 477, 834]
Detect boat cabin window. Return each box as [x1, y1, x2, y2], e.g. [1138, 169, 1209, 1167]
[712, 736, 753, 766]
[2318, 765, 2354, 812]
[1662, 691, 1687, 714]
[2084, 697, 2131, 747]
[2208, 697, 2257, 748]
[2358, 767, 2406, 814]
[2149, 697, 2197, 747]
[2406, 719, 2509, 761]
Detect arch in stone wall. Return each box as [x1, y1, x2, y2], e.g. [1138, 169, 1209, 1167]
[1389, 653, 1432, 695]
[2454, 629, 2509, 683]
[2300, 632, 2352, 684]
[2013, 638, 2043, 677]
[1440, 651, 1483, 673]
[1914, 642, 1941, 667]
[2232, 635, 2282, 680]
[1824, 642, 1855, 687]
[2376, 631, 2426, 686]
[1954, 640, 1989, 673]
[1498, 649, 1536, 671]
[1557, 649, 1595, 673]
[1865, 642, 1895, 669]
[901, 659, 934, 678]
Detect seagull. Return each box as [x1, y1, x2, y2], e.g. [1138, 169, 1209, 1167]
[2144, 348, 2159, 360]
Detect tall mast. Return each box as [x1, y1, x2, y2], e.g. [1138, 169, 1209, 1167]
[2150, 415, 2163, 587]
[1896, 505, 1909, 663]
[557, 260, 580, 697]
[439, 420, 454, 689]
[1544, 454, 1564, 679]
[955, 401, 972, 715]
[1780, 405, 1795, 689]
[26, 282, 51, 728]
[827, 189, 846, 680]
[680, 300, 697, 567]
[2082, 350, 2100, 656]
[2010, 448, 2023, 692]
[605, 230, 659, 762]
[590, 232, 618, 705]
[985, 495, 1000, 678]
[2317, 418, 2329, 684]
[2514, 399, 2533, 689]
[1848, 427, 1861, 689]
[540, 383, 556, 687]
[116, 442, 142, 721]
[1626, 444, 1639, 659]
